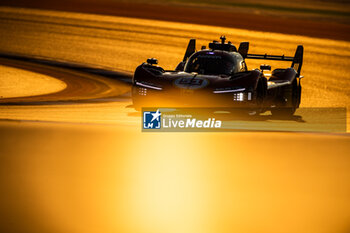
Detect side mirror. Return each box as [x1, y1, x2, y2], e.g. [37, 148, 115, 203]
[147, 58, 158, 65]
[260, 64, 271, 71]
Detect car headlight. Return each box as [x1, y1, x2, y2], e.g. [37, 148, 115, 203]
[232, 92, 253, 101]
[213, 87, 245, 94]
[233, 92, 244, 101]
[135, 81, 163, 90]
[138, 87, 147, 96]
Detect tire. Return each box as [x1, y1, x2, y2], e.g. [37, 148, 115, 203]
[254, 77, 267, 113]
[271, 79, 299, 117]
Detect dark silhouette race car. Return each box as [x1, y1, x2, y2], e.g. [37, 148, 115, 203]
[132, 36, 303, 116]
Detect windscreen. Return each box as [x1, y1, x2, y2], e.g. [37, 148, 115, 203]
[185, 52, 236, 75]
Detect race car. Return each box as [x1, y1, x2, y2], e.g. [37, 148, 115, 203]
[132, 36, 303, 116]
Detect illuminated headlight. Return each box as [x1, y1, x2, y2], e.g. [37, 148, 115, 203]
[233, 92, 244, 101]
[213, 87, 245, 94]
[135, 81, 162, 90]
[138, 87, 147, 96]
[247, 92, 252, 100]
[232, 92, 252, 101]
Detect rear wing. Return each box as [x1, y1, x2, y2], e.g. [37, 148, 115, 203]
[239, 42, 303, 76]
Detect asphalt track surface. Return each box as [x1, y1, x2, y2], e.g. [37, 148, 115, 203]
[0, 7, 350, 233]
[2, 0, 350, 41]
[0, 63, 66, 98]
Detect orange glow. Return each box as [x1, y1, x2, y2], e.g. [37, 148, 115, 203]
[2, 123, 348, 233]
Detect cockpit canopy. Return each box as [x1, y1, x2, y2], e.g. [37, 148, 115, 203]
[184, 51, 241, 75]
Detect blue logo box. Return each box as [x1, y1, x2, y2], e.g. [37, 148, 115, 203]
[143, 109, 161, 129]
